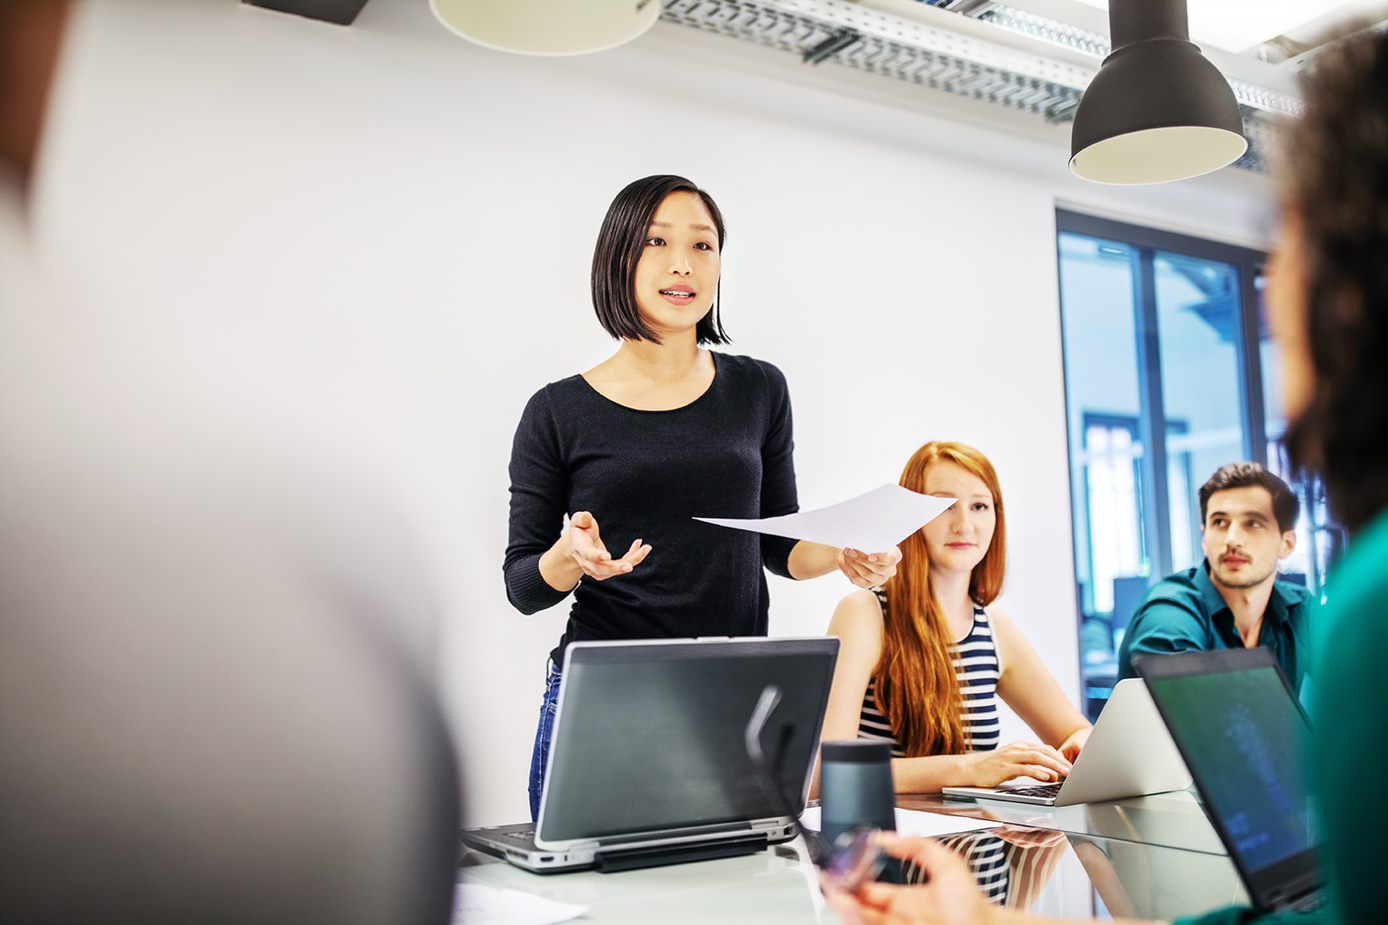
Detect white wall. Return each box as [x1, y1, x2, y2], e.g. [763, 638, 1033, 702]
[35, 0, 1271, 826]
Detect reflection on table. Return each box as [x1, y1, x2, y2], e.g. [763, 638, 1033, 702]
[907, 827, 1072, 910]
[925, 826, 1247, 922]
[457, 817, 1246, 923]
[898, 789, 1227, 855]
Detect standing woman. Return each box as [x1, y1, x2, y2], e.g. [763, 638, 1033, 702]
[818, 441, 1091, 796]
[504, 175, 901, 821]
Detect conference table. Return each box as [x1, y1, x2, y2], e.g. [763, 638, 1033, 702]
[458, 790, 1249, 922]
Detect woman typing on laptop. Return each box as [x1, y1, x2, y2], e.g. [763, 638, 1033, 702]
[504, 175, 901, 822]
[828, 25, 1388, 925]
[816, 441, 1091, 796]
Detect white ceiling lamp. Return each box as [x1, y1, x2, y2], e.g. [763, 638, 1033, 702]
[431, 0, 660, 56]
[1069, 0, 1247, 184]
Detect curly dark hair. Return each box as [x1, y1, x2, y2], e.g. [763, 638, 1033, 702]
[1280, 28, 1388, 535]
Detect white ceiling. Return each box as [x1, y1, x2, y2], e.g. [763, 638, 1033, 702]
[1069, 0, 1369, 54]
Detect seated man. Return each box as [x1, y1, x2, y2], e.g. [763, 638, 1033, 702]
[1117, 463, 1313, 694]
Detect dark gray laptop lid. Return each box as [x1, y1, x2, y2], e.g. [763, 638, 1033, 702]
[536, 637, 838, 846]
[1137, 647, 1320, 910]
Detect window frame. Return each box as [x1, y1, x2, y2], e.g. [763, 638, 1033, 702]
[1056, 209, 1271, 717]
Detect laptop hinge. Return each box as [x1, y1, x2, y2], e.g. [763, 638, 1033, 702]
[750, 816, 797, 839]
[592, 834, 767, 874]
[1266, 873, 1322, 910]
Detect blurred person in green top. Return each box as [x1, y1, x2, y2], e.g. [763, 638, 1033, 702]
[825, 23, 1388, 925]
[1117, 463, 1314, 696]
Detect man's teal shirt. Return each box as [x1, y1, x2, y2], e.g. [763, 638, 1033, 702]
[1115, 562, 1315, 693]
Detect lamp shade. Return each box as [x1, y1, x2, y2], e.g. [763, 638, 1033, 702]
[1070, 1, 1247, 185]
[430, 0, 660, 57]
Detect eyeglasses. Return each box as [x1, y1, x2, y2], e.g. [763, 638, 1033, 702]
[743, 684, 886, 892]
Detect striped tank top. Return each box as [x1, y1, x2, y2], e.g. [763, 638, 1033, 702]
[905, 832, 1010, 905]
[903, 831, 1064, 908]
[857, 588, 1002, 757]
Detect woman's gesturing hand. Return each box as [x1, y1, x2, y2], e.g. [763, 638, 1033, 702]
[838, 546, 902, 589]
[963, 741, 1072, 788]
[566, 511, 652, 581]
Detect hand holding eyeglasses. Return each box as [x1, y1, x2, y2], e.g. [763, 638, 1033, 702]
[824, 834, 998, 925]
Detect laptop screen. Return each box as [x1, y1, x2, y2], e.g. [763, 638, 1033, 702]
[537, 638, 838, 845]
[1144, 660, 1315, 875]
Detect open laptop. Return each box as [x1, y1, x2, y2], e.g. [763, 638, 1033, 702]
[1138, 648, 1323, 913]
[460, 636, 838, 873]
[941, 678, 1190, 807]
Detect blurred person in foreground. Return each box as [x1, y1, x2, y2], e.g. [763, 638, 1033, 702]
[827, 25, 1388, 925]
[0, 3, 460, 922]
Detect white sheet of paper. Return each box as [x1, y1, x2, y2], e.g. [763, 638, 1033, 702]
[694, 484, 956, 552]
[800, 806, 1000, 838]
[451, 883, 587, 925]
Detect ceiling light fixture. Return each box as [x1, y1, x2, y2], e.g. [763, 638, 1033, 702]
[1069, 0, 1247, 185]
[431, 0, 660, 57]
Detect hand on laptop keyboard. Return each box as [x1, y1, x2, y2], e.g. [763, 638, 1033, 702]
[961, 742, 1071, 788]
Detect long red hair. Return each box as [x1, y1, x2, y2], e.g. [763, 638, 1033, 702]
[873, 441, 1006, 757]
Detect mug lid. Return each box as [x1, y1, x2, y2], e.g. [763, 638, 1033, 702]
[822, 740, 891, 764]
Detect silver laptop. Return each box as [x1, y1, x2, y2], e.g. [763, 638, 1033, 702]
[460, 636, 839, 873]
[941, 678, 1190, 807]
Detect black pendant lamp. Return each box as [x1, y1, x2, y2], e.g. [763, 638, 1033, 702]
[1070, 0, 1247, 184]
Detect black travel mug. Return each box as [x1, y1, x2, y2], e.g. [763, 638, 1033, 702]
[819, 740, 896, 845]
[819, 740, 902, 883]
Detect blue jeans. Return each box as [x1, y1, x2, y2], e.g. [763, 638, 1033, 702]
[528, 661, 563, 822]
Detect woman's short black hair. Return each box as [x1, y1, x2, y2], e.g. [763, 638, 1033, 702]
[1280, 29, 1388, 534]
[590, 174, 730, 345]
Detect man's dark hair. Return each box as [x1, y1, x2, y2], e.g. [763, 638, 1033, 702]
[1198, 463, 1300, 533]
[1279, 28, 1388, 534]
[590, 174, 730, 346]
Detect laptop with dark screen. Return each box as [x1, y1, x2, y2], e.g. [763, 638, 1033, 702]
[1137, 647, 1323, 913]
[460, 636, 838, 873]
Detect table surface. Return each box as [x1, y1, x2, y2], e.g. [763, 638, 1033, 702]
[460, 797, 1247, 923]
[896, 789, 1227, 855]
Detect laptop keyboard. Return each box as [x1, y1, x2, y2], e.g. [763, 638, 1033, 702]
[1002, 783, 1063, 798]
[494, 828, 537, 846]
